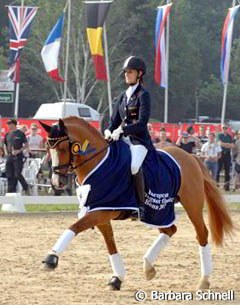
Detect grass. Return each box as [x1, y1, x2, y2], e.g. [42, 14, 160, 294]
[26, 204, 78, 212]
[1, 202, 239, 214]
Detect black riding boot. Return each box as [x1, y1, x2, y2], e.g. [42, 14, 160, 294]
[133, 168, 145, 204]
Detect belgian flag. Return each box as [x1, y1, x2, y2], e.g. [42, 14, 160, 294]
[85, 1, 112, 81]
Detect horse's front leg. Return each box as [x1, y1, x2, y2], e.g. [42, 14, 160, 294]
[42, 210, 120, 270]
[97, 222, 125, 290]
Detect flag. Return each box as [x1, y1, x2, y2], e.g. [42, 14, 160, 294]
[41, 14, 65, 82]
[8, 6, 38, 83]
[154, 4, 172, 88]
[85, 1, 112, 81]
[8, 57, 20, 83]
[221, 5, 240, 85]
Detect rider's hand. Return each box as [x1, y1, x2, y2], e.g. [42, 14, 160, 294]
[104, 129, 112, 141]
[112, 126, 123, 141]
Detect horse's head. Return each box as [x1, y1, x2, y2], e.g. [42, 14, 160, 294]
[40, 119, 71, 190]
[40, 116, 108, 189]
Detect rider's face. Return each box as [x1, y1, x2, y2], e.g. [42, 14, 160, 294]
[124, 69, 139, 85]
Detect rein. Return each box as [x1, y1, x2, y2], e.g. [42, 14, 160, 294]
[47, 135, 109, 175]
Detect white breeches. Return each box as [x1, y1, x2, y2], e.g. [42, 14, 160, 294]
[123, 137, 147, 175]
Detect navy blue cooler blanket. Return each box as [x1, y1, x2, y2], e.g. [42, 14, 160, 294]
[78, 140, 138, 212]
[77, 140, 181, 228]
[141, 149, 181, 227]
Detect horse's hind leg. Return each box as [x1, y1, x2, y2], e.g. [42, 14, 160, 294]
[143, 225, 177, 280]
[180, 195, 212, 290]
[97, 223, 125, 290]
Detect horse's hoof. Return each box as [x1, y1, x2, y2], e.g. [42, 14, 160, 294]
[107, 276, 122, 290]
[144, 266, 156, 280]
[143, 258, 156, 280]
[197, 276, 210, 290]
[42, 254, 59, 270]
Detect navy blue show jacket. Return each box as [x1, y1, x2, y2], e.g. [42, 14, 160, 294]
[108, 84, 154, 150]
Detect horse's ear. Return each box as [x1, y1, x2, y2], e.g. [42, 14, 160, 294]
[59, 119, 66, 132]
[39, 121, 52, 134]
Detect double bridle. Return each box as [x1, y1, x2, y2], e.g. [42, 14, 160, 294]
[47, 135, 108, 175]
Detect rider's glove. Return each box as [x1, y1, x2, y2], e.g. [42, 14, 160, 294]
[104, 129, 112, 141]
[112, 126, 123, 141]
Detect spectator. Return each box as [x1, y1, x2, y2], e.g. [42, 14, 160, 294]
[27, 123, 44, 158]
[155, 130, 173, 149]
[147, 123, 157, 143]
[232, 131, 240, 191]
[231, 129, 238, 144]
[0, 147, 5, 163]
[0, 147, 6, 177]
[198, 126, 208, 144]
[201, 133, 221, 181]
[186, 125, 202, 153]
[3, 118, 30, 194]
[186, 125, 195, 136]
[176, 128, 201, 154]
[20, 124, 28, 135]
[155, 127, 172, 144]
[176, 132, 196, 154]
[216, 124, 234, 191]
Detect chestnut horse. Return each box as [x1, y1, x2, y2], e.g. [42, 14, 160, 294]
[41, 117, 234, 291]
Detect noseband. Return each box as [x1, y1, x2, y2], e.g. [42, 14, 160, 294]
[47, 135, 108, 175]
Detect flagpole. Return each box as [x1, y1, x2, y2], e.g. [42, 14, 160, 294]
[102, 0, 113, 117]
[14, 0, 24, 119]
[62, 0, 71, 118]
[103, 23, 112, 116]
[14, 74, 20, 118]
[164, 0, 171, 123]
[221, 0, 236, 125]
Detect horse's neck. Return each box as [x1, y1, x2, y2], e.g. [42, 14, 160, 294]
[67, 121, 107, 184]
[75, 150, 107, 184]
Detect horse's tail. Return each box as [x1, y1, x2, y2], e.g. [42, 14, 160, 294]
[192, 155, 234, 246]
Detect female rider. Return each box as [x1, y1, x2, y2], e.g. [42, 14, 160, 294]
[104, 56, 154, 204]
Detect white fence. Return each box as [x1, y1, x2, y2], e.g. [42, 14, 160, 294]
[0, 195, 78, 205]
[0, 194, 239, 213]
[0, 194, 239, 205]
[0, 194, 78, 213]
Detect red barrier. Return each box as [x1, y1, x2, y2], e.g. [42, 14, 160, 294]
[0, 117, 227, 144]
[148, 122, 223, 142]
[0, 118, 99, 140]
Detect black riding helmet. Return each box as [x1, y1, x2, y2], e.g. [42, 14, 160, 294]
[122, 56, 146, 75]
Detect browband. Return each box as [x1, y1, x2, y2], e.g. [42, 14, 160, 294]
[47, 136, 69, 149]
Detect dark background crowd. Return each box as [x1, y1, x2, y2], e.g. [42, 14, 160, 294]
[148, 123, 239, 192]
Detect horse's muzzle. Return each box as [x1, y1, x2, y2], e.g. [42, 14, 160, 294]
[51, 173, 68, 190]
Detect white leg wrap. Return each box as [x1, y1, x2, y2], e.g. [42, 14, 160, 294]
[143, 233, 170, 265]
[199, 244, 212, 276]
[52, 229, 76, 255]
[109, 253, 126, 282]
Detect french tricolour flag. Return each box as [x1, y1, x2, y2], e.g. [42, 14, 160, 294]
[41, 14, 65, 82]
[154, 4, 172, 88]
[221, 5, 240, 85]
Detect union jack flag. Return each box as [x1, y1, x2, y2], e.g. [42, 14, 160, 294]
[8, 6, 38, 83]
